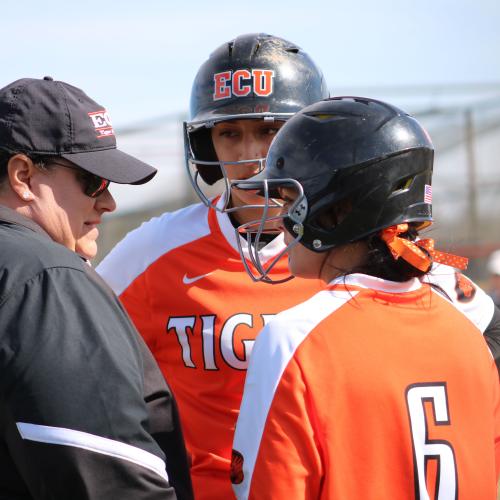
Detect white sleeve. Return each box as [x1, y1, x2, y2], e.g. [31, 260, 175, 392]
[424, 263, 494, 333]
[97, 203, 210, 296]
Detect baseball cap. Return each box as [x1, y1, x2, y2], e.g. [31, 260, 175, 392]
[0, 77, 156, 184]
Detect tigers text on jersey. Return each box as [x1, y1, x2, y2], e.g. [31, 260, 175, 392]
[96, 197, 323, 500]
[232, 274, 500, 500]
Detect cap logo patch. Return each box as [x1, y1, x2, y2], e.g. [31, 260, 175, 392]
[213, 69, 275, 101]
[88, 110, 115, 139]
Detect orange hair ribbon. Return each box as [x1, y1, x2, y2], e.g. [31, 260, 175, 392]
[380, 223, 468, 272]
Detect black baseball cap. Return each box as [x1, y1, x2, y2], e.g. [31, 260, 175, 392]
[0, 77, 157, 184]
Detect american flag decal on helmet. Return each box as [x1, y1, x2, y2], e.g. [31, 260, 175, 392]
[424, 184, 432, 204]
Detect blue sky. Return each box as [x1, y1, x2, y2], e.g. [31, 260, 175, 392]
[2, 0, 499, 126]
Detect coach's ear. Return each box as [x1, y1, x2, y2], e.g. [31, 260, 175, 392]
[7, 154, 37, 202]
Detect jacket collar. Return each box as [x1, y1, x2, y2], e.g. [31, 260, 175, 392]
[0, 204, 51, 239]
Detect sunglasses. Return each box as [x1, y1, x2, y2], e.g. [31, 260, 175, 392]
[46, 160, 111, 198]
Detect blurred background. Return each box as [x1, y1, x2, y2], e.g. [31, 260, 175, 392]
[2, 0, 500, 285]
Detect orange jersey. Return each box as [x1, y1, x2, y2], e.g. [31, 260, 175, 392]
[96, 198, 323, 499]
[232, 274, 500, 499]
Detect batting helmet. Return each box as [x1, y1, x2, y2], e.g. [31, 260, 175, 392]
[184, 33, 329, 210]
[235, 97, 434, 280]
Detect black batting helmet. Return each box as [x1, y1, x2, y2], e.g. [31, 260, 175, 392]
[260, 96, 434, 252]
[234, 97, 434, 281]
[184, 33, 329, 210]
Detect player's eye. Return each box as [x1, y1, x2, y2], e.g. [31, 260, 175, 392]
[218, 128, 239, 138]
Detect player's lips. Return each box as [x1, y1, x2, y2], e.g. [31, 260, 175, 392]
[230, 162, 261, 179]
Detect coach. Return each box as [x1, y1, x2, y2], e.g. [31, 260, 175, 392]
[0, 77, 192, 499]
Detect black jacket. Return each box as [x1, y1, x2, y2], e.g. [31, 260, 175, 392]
[0, 206, 193, 499]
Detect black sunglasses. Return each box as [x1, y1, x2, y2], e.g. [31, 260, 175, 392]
[46, 160, 111, 198]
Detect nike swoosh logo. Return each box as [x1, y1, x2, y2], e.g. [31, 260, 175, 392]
[182, 272, 213, 285]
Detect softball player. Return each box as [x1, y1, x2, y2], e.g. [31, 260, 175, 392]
[232, 97, 500, 499]
[97, 33, 328, 499]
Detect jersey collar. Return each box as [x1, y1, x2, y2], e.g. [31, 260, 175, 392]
[328, 273, 423, 293]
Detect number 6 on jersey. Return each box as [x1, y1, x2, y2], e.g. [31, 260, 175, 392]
[406, 383, 457, 500]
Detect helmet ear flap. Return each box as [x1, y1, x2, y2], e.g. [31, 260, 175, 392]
[189, 127, 223, 185]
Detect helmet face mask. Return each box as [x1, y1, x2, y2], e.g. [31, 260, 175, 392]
[184, 120, 271, 213]
[184, 33, 329, 211]
[235, 178, 305, 283]
[235, 97, 435, 283]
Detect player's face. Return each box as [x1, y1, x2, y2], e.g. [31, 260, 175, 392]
[211, 119, 284, 209]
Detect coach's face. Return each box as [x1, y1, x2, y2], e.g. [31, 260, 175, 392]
[10, 155, 116, 258]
